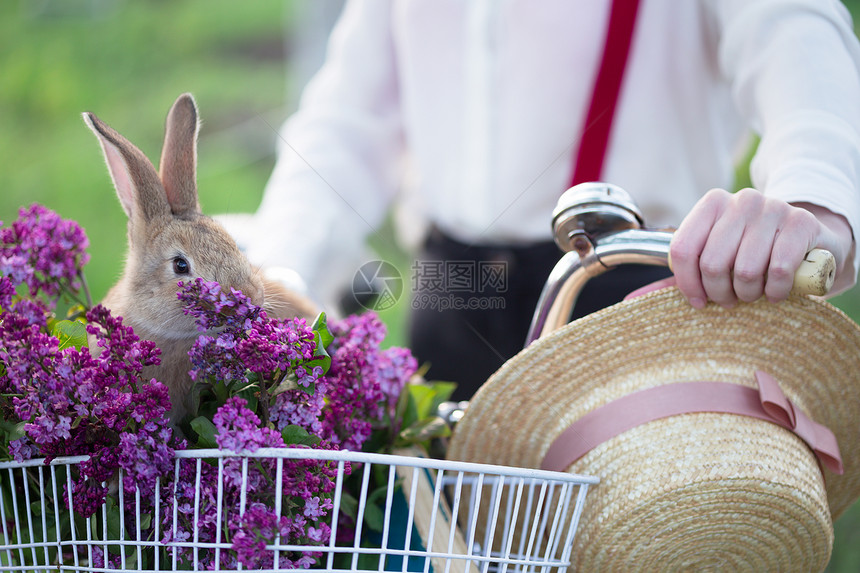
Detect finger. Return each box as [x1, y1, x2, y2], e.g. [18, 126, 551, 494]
[671, 190, 725, 309]
[765, 227, 815, 302]
[732, 220, 778, 303]
[765, 206, 822, 301]
[697, 211, 744, 308]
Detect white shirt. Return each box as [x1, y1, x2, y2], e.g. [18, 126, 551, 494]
[242, 0, 860, 305]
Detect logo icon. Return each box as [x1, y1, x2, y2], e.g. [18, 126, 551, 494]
[352, 260, 403, 311]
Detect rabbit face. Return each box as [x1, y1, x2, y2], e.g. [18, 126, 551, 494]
[121, 214, 267, 341]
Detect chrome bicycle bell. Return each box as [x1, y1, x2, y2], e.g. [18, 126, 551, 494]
[552, 182, 644, 254]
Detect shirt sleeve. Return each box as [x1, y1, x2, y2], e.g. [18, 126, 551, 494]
[707, 0, 860, 293]
[245, 0, 404, 307]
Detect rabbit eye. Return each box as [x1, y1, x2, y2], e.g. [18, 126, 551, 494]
[172, 256, 190, 275]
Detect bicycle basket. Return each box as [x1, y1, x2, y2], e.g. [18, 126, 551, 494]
[0, 447, 597, 572]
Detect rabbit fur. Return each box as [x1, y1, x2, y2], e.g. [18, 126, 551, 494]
[83, 93, 318, 423]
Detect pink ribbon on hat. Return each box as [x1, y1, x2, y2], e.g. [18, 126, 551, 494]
[541, 370, 843, 475]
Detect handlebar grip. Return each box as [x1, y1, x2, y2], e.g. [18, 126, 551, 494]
[668, 248, 835, 297]
[792, 248, 836, 296]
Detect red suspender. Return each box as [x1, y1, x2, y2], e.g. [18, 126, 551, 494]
[569, 0, 642, 187]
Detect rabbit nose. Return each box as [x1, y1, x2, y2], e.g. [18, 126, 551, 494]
[222, 277, 264, 306]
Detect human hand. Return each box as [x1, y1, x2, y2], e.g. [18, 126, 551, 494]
[668, 188, 852, 309]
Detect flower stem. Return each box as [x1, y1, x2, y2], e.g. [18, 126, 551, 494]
[78, 270, 93, 309]
[258, 377, 270, 428]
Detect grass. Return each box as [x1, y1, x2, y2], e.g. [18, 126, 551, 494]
[0, 0, 297, 304]
[1, 1, 860, 569]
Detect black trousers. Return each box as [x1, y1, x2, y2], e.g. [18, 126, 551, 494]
[408, 229, 672, 401]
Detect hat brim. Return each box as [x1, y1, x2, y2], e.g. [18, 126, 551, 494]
[448, 288, 860, 568]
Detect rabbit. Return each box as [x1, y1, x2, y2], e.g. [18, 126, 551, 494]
[83, 93, 319, 423]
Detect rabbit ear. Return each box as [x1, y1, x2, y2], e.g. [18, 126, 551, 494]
[83, 111, 170, 223]
[159, 93, 201, 217]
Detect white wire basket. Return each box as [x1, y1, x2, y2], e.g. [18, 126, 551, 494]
[0, 448, 598, 572]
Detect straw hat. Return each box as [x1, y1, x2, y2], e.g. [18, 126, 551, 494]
[447, 288, 860, 572]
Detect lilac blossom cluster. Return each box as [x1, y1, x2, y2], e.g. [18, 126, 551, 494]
[179, 278, 321, 390]
[179, 279, 415, 453]
[154, 397, 339, 569]
[157, 451, 338, 570]
[323, 313, 417, 451]
[215, 398, 336, 569]
[0, 204, 90, 304]
[176, 279, 418, 568]
[0, 302, 176, 517]
[177, 281, 340, 567]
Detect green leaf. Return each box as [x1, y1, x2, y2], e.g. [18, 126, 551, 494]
[424, 381, 457, 416]
[399, 416, 451, 443]
[393, 379, 412, 428]
[0, 420, 25, 441]
[339, 491, 358, 520]
[193, 377, 259, 423]
[187, 380, 211, 420]
[311, 312, 334, 348]
[305, 334, 331, 378]
[235, 384, 259, 412]
[363, 485, 392, 533]
[415, 388, 441, 421]
[104, 496, 122, 540]
[52, 319, 88, 350]
[190, 416, 218, 449]
[355, 552, 382, 570]
[271, 372, 298, 396]
[123, 550, 139, 570]
[30, 500, 42, 518]
[188, 378, 227, 421]
[305, 312, 333, 377]
[65, 303, 88, 321]
[280, 425, 321, 447]
[213, 378, 231, 402]
[400, 384, 435, 428]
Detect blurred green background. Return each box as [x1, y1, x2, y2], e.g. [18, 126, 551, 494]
[2, 1, 860, 570]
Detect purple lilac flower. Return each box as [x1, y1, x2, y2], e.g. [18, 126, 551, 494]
[270, 386, 327, 437]
[64, 477, 108, 522]
[158, 456, 220, 566]
[320, 312, 417, 451]
[377, 347, 418, 419]
[7, 437, 38, 462]
[0, 312, 58, 395]
[177, 278, 260, 332]
[181, 278, 319, 388]
[0, 301, 174, 517]
[226, 455, 336, 569]
[7, 298, 49, 327]
[231, 503, 294, 568]
[158, 442, 339, 569]
[213, 397, 284, 453]
[118, 420, 175, 499]
[1, 207, 419, 569]
[91, 546, 123, 570]
[0, 275, 15, 309]
[230, 502, 326, 570]
[0, 204, 89, 303]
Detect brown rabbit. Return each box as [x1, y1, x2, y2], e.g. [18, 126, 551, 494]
[83, 93, 318, 422]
